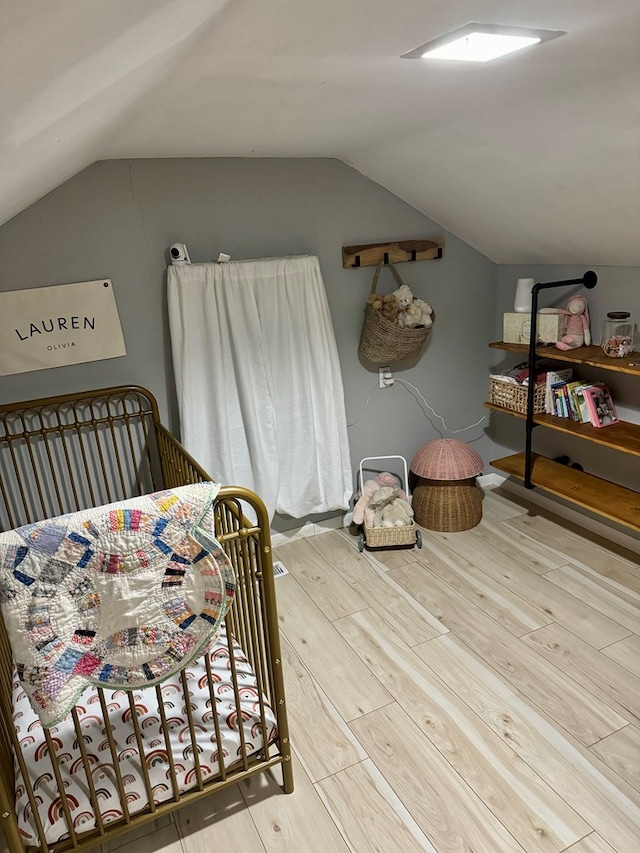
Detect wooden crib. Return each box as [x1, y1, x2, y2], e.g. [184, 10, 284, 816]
[0, 386, 292, 852]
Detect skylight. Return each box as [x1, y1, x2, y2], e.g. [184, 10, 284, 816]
[424, 32, 539, 62]
[402, 23, 566, 63]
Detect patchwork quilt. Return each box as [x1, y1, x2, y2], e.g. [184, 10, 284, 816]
[0, 483, 235, 726]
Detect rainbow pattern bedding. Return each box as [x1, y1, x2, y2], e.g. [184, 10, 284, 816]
[12, 628, 278, 846]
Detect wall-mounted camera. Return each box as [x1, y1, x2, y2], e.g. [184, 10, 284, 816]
[169, 243, 191, 265]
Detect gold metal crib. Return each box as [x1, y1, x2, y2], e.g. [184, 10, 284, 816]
[0, 385, 292, 852]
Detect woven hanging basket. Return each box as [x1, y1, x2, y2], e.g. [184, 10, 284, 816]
[412, 477, 482, 532]
[358, 262, 434, 364]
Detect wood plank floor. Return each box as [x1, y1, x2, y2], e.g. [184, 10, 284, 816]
[9, 488, 639, 853]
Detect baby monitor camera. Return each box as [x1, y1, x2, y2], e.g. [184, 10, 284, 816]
[169, 243, 191, 265]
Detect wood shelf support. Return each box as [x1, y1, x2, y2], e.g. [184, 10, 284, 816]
[342, 238, 444, 269]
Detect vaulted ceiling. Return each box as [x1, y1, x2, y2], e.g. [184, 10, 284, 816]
[2, 0, 639, 264]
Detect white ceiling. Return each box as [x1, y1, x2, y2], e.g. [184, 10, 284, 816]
[2, 0, 639, 264]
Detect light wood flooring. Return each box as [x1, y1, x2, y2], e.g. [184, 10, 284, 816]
[9, 488, 640, 853]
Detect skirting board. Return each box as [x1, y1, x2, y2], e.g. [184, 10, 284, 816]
[271, 513, 350, 547]
[272, 474, 640, 557]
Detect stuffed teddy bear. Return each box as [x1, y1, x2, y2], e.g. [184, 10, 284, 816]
[392, 284, 414, 310]
[393, 286, 434, 330]
[367, 292, 383, 311]
[397, 301, 423, 329]
[380, 292, 400, 323]
[556, 295, 591, 350]
[413, 297, 433, 328]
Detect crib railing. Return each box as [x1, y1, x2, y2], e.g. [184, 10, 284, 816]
[0, 386, 163, 531]
[0, 386, 292, 853]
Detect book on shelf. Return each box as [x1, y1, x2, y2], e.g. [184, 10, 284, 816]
[545, 368, 573, 414]
[564, 381, 582, 420]
[572, 382, 605, 424]
[583, 385, 619, 428]
[550, 382, 569, 418]
[545, 376, 610, 423]
[561, 383, 573, 419]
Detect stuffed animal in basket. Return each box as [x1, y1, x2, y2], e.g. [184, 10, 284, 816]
[367, 292, 383, 311]
[367, 487, 414, 528]
[397, 301, 423, 329]
[368, 487, 399, 527]
[381, 497, 414, 527]
[352, 472, 408, 526]
[392, 284, 414, 310]
[380, 292, 400, 323]
[392, 283, 434, 330]
[352, 479, 379, 526]
[374, 471, 407, 498]
[413, 297, 433, 328]
[556, 295, 590, 350]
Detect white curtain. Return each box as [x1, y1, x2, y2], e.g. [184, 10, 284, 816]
[167, 255, 352, 521]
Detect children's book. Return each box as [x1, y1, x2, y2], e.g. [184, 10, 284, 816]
[545, 368, 573, 414]
[583, 385, 619, 428]
[573, 382, 604, 423]
[560, 383, 573, 419]
[565, 381, 583, 420]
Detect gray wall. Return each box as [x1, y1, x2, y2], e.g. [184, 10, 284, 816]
[0, 158, 497, 529]
[491, 265, 640, 491]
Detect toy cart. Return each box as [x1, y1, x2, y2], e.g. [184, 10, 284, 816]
[356, 455, 422, 552]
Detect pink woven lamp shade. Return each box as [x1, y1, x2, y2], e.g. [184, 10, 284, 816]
[410, 439, 483, 480]
[410, 439, 484, 532]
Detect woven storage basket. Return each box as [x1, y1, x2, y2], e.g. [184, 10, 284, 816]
[363, 520, 417, 548]
[488, 378, 545, 414]
[412, 478, 482, 532]
[358, 261, 433, 364]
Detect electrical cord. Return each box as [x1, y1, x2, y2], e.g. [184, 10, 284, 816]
[347, 380, 379, 427]
[347, 377, 486, 438]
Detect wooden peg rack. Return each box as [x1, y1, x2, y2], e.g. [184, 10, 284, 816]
[342, 237, 444, 269]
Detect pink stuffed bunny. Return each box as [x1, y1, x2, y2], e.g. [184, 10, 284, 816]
[352, 480, 378, 525]
[556, 295, 591, 350]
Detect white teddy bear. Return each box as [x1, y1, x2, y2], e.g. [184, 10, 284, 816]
[393, 283, 434, 329]
[392, 284, 414, 309]
[413, 297, 433, 328]
[397, 301, 423, 328]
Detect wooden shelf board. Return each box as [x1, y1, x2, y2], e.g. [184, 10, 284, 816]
[484, 403, 640, 457]
[491, 452, 640, 532]
[489, 342, 640, 377]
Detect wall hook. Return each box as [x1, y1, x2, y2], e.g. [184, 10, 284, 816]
[342, 237, 444, 269]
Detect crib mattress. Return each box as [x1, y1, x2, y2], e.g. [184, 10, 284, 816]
[12, 629, 278, 847]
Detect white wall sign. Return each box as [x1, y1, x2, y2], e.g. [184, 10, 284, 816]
[0, 279, 126, 376]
